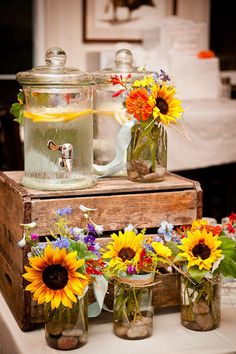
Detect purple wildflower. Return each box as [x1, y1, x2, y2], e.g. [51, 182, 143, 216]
[127, 265, 136, 275]
[87, 223, 98, 236]
[31, 233, 39, 242]
[145, 243, 155, 252]
[56, 206, 72, 217]
[53, 236, 70, 249]
[84, 234, 96, 245]
[159, 69, 171, 82]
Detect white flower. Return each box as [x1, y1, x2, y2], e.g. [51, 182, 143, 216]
[17, 233, 26, 248]
[79, 205, 97, 213]
[93, 222, 104, 235]
[20, 222, 37, 228]
[124, 224, 138, 234]
[72, 227, 85, 237]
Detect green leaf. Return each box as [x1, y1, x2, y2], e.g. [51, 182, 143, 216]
[69, 240, 97, 261]
[216, 255, 236, 278]
[188, 266, 209, 283]
[10, 90, 25, 125]
[10, 102, 24, 125]
[219, 236, 236, 252]
[216, 237, 236, 277]
[174, 253, 186, 262]
[69, 240, 88, 258]
[166, 241, 179, 257]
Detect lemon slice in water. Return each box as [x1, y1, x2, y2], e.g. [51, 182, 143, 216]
[24, 109, 93, 123]
[94, 108, 132, 126]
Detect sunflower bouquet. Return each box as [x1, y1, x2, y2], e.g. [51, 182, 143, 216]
[19, 205, 105, 350]
[102, 226, 172, 339]
[165, 218, 236, 331]
[111, 70, 183, 182]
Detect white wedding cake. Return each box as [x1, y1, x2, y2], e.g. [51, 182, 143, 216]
[159, 17, 221, 100]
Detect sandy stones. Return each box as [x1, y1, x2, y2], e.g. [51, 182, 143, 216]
[192, 300, 210, 315]
[127, 324, 148, 338]
[57, 336, 79, 350]
[62, 328, 83, 337]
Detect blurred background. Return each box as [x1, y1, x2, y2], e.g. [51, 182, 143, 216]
[0, 0, 235, 221]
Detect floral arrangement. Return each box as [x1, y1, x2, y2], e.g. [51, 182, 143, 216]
[102, 226, 172, 278]
[155, 215, 236, 331]
[20, 205, 105, 310]
[102, 226, 172, 339]
[111, 69, 184, 182]
[155, 216, 236, 282]
[111, 69, 183, 128]
[18, 205, 106, 349]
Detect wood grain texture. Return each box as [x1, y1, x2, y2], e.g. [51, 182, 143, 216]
[0, 251, 32, 331]
[3, 171, 195, 198]
[30, 190, 198, 235]
[0, 174, 30, 273]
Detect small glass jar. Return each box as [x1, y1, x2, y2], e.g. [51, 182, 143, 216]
[113, 274, 154, 340]
[127, 122, 167, 182]
[93, 49, 151, 169]
[180, 275, 221, 331]
[16, 47, 96, 190]
[44, 297, 88, 350]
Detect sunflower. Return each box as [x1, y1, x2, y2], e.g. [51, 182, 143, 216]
[23, 244, 89, 309]
[178, 229, 222, 271]
[102, 230, 144, 273]
[151, 242, 172, 259]
[151, 83, 183, 126]
[191, 219, 208, 230]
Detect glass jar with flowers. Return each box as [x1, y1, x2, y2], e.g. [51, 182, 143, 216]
[111, 70, 183, 182]
[102, 226, 172, 339]
[19, 205, 106, 350]
[167, 218, 236, 331]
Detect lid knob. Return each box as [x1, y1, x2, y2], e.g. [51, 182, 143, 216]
[45, 47, 67, 68]
[114, 49, 133, 69]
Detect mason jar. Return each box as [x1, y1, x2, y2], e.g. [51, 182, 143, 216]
[93, 49, 151, 169]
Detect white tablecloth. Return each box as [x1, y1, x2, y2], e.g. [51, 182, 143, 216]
[0, 284, 236, 354]
[168, 99, 236, 171]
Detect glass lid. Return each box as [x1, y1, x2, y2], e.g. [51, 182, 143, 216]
[16, 47, 93, 85]
[93, 48, 152, 80]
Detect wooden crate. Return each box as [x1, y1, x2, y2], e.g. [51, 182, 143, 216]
[0, 171, 202, 330]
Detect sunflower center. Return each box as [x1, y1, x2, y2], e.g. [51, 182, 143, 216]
[118, 247, 136, 261]
[192, 243, 211, 260]
[42, 264, 68, 290]
[156, 97, 169, 114]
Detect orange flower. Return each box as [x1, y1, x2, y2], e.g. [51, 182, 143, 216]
[202, 224, 223, 236]
[125, 88, 154, 121]
[197, 50, 215, 59]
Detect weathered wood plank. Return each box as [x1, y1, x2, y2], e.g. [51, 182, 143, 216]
[0, 175, 31, 273]
[0, 251, 32, 331]
[3, 171, 195, 198]
[31, 190, 198, 235]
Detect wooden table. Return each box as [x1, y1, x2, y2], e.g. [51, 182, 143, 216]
[0, 283, 236, 354]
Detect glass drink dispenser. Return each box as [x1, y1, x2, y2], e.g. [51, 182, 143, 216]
[16, 47, 96, 190]
[93, 49, 148, 167]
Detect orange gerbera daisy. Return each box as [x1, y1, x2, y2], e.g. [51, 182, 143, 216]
[23, 244, 89, 309]
[125, 88, 154, 121]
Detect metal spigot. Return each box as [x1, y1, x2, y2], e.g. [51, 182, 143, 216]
[47, 140, 73, 172]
